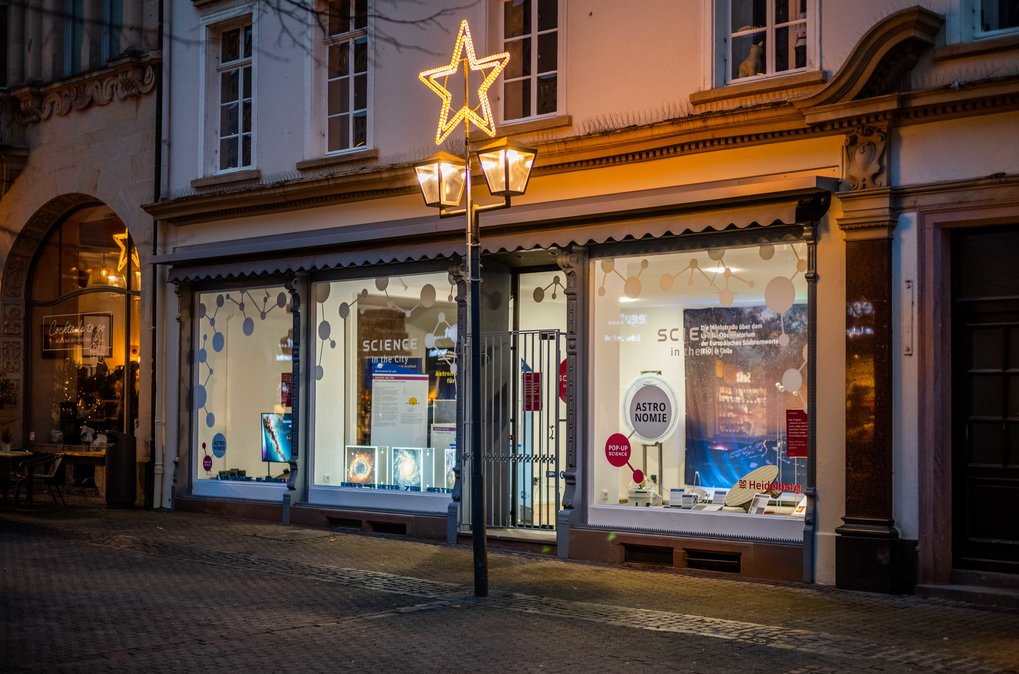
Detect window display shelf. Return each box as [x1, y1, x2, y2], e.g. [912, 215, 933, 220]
[588, 503, 805, 543]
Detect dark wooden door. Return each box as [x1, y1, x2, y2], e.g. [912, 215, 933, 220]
[952, 226, 1019, 574]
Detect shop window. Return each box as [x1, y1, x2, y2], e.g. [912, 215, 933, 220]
[29, 206, 140, 449]
[207, 16, 254, 172]
[311, 271, 457, 499]
[715, 0, 815, 84]
[193, 285, 293, 486]
[501, 0, 561, 121]
[323, 0, 370, 152]
[591, 241, 810, 520]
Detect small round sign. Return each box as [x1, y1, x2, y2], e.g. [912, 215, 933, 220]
[202, 455, 213, 472]
[604, 433, 631, 468]
[623, 375, 679, 443]
[212, 433, 227, 458]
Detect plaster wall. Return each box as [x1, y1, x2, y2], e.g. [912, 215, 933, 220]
[893, 112, 1019, 186]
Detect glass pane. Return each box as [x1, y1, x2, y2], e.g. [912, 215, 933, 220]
[973, 328, 1004, 369]
[775, 0, 790, 24]
[241, 134, 251, 166]
[732, 0, 767, 32]
[732, 33, 766, 79]
[242, 66, 251, 97]
[1009, 423, 1019, 468]
[353, 112, 367, 147]
[311, 272, 458, 493]
[505, 37, 531, 79]
[981, 0, 1019, 32]
[329, 114, 349, 152]
[355, 0, 368, 29]
[354, 73, 367, 110]
[220, 102, 238, 135]
[537, 73, 557, 115]
[971, 375, 1003, 417]
[503, 79, 529, 120]
[1011, 328, 1019, 369]
[220, 71, 239, 103]
[505, 0, 530, 38]
[194, 287, 293, 483]
[354, 37, 367, 73]
[538, 0, 557, 31]
[1009, 374, 1019, 417]
[220, 138, 237, 170]
[794, 20, 807, 68]
[328, 79, 349, 114]
[243, 24, 252, 58]
[328, 0, 351, 35]
[775, 26, 791, 73]
[329, 43, 349, 78]
[242, 101, 251, 133]
[591, 242, 810, 516]
[221, 27, 239, 62]
[537, 32, 557, 73]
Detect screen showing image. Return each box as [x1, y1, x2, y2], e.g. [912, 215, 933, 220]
[261, 412, 293, 463]
[444, 448, 455, 489]
[391, 447, 423, 489]
[345, 445, 377, 485]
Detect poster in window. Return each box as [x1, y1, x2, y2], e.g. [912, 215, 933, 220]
[683, 304, 806, 490]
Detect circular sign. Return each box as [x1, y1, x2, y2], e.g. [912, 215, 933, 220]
[604, 433, 631, 467]
[558, 359, 568, 403]
[212, 433, 227, 458]
[623, 375, 679, 443]
[202, 455, 213, 472]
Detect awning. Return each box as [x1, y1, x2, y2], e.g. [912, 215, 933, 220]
[159, 174, 836, 283]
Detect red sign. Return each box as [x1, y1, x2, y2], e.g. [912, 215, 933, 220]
[202, 455, 213, 472]
[605, 433, 631, 467]
[558, 359, 568, 403]
[523, 371, 541, 412]
[786, 409, 809, 459]
[281, 372, 293, 408]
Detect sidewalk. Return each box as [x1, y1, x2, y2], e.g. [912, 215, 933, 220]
[2, 505, 1017, 673]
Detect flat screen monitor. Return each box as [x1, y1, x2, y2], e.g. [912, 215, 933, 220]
[261, 412, 293, 463]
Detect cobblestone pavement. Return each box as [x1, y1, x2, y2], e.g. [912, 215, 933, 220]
[1, 506, 1017, 673]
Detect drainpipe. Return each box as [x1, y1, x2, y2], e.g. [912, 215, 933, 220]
[149, 0, 169, 509]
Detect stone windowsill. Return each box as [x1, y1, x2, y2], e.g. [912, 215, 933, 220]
[496, 114, 573, 137]
[690, 70, 827, 108]
[191, 169, 262, 190]
[296, 148, 379, 172]
[934, 32, 1019, 62]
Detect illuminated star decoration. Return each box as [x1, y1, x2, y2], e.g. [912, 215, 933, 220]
[113, 231, 140, 272]
[419, 19, 510, 144]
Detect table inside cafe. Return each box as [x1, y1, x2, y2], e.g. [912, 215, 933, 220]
[30, 443, 108, 499]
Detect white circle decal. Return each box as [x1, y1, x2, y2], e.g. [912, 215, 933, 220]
[623, 375, 679, 443]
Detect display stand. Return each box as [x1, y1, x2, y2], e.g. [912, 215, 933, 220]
[641, 441, 663, 493]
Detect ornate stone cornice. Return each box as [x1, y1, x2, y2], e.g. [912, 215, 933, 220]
[11, 52, 160, 125]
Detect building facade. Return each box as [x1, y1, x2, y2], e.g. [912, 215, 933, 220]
[145, 0, 1019, 594]
[0, 1, 161, 505]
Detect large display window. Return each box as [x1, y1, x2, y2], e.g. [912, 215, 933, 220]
[591, 240, 810, 538]
[193, 285, 293, 496]
[310, 270, 457, 511]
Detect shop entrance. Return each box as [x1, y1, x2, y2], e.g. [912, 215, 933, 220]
[461, 268, 568, 532]
[952, 225, 1019, 574]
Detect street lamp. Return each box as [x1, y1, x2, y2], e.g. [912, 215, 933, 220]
[415, 19, 537, 598]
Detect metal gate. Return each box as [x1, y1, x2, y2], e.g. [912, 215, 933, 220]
[460, 329, 565, 531]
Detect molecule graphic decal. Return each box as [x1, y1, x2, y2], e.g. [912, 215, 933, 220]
[314, 276, 459, 381]
[196, 288, 291, 439]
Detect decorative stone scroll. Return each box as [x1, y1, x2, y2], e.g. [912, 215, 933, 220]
[843, 126, 887, 191]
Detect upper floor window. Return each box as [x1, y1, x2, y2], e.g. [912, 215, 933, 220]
[325, 0, 369, 152]
[977, 0, 1019, 36]
[63, 0, 123, 77]
[64, 0, 84, 75]
[729, 0, 809, 82]
[502, 0, 560, 121]
[215, 20, 253, 171]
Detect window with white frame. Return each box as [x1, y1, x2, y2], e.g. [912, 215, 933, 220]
[502, 0, 560, 121]
[214, 19, 254, 171]
[325, 0, 369, 152]
[728, 0, 809, 82]
[976, 0, 1019, 36]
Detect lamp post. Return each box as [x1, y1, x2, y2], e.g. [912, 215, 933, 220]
[415, 20, 536, 598]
